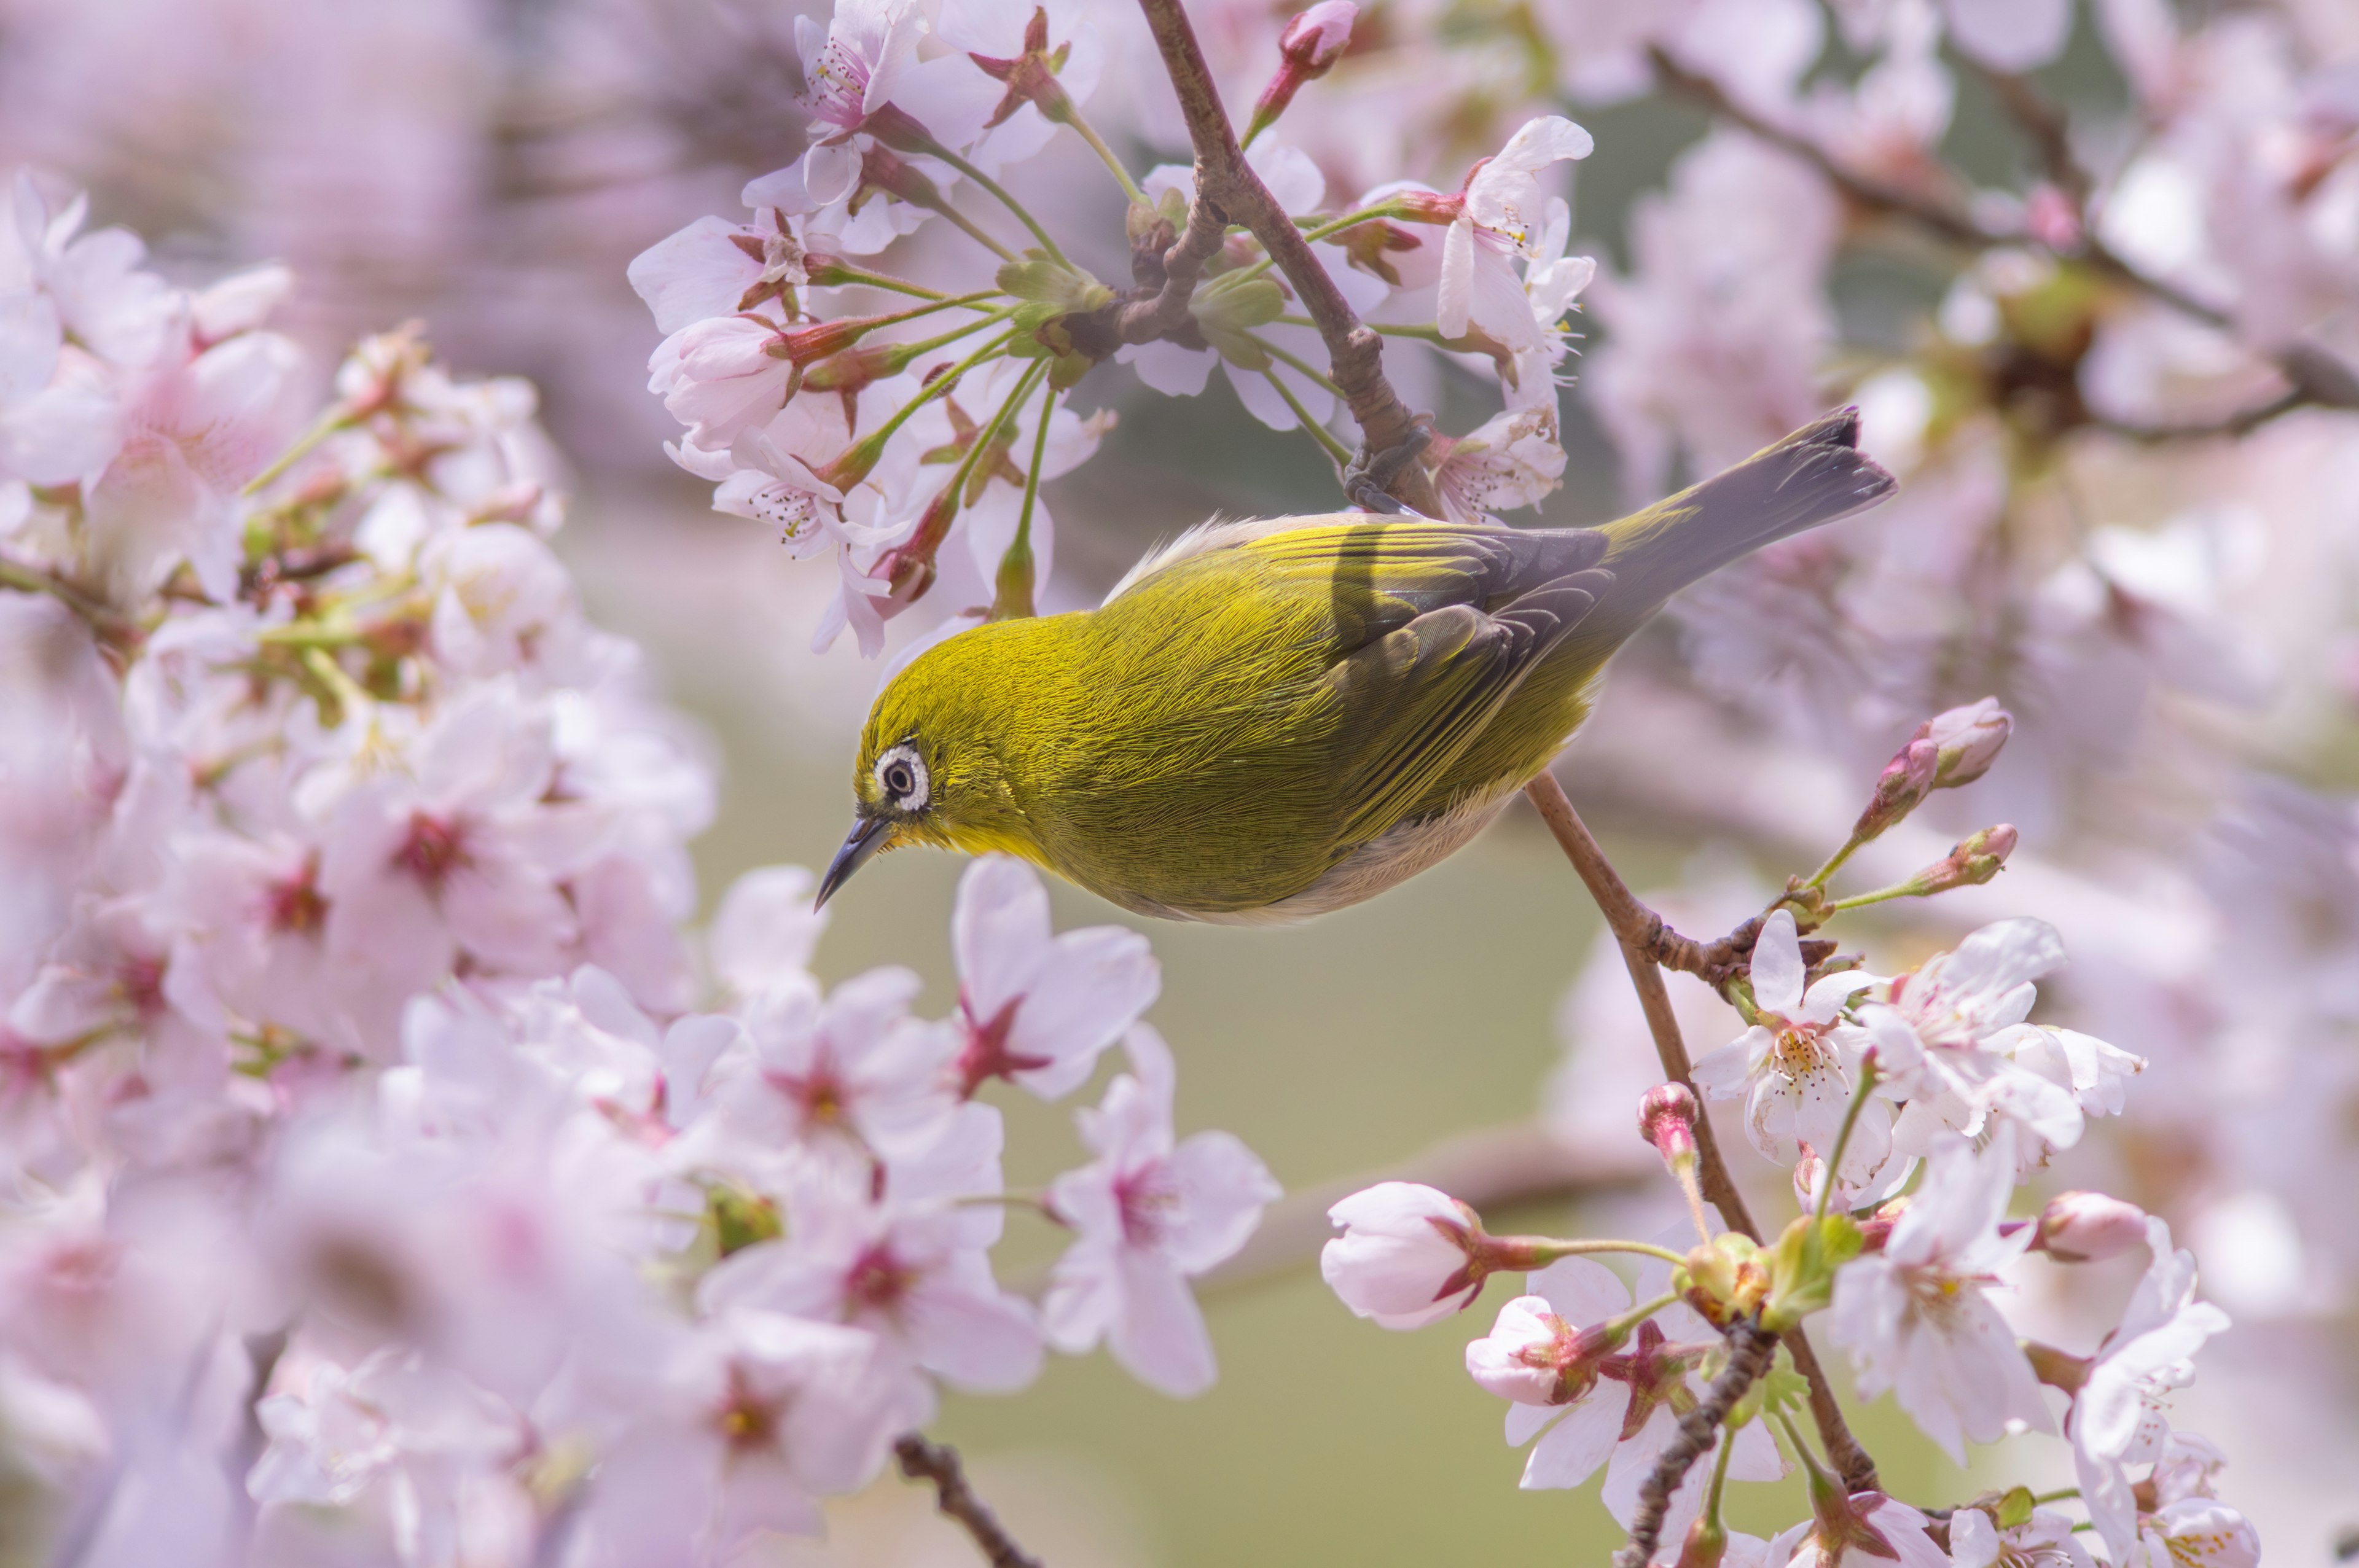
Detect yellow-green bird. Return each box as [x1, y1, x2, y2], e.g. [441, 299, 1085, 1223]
[816, 409, 1894, 921]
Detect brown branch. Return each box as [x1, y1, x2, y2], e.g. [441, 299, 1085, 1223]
[1135, 0, 1440, 513]
[1524, 771, 1881, 1497]
[1646, 47, 1987, 249]
[1612, 1318, 1779, 1568]
[1114, 193, 1230, 345]
[2095, 388, 2309, 443]
[1199, 1120, 1652, 1294]
[895, 1433, 1043, 1568]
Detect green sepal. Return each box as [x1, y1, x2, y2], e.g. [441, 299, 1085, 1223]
[1192, 276, 1286, 367]
[996, 252, 1114, 326]
[1996, 1485, 2037, 1530]
[1761, 1211, 1864, 1331]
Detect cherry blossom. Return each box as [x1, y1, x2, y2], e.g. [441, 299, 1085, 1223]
[1826, 1127, 2051, 1462]
[1691, 910, 1886, 1185]
[2068, 1217, 2232, 1560]
[1945, 1505, 2095, 1568]
[947, 854, 1158, 1100]
[1465, 1255, 1782, 1531]
[1767, 1491, 1950, 1568]
[699, 1174, 1043, 1400]
[1849, 919, 2107, 1161]
[1041, 1027, 1280, 1395]
[1436, 117, 1596, 354]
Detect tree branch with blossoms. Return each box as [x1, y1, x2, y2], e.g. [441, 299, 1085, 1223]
[1130, 0, 1439, 513]
[1318, 697, 2243, 1567]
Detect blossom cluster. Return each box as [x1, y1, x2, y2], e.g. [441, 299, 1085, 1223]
[0, 176, 1274, 1565]
[1320, 703, 2254, 1567]
[627, 0, 1597, 654]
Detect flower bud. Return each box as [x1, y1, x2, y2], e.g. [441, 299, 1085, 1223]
[1793, 1147, 1826, 1214]
[1914, 696, 2013, 789]
[1321, 1182, 1492, 1330]
[1638, 1082, 1699, 1171]
[1850, 736, 1938, 841]
[2033, 1190, 2147, 1262]
[1910, 824, 2017, 895]
[1463, 1293, 1614, 1405]
[1245, 2, 1358, 143]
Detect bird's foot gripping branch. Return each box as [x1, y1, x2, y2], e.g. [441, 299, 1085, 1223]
[1324, 704, 2244, 1568]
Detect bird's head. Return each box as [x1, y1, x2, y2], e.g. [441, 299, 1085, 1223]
[815, 626, 1041, 907]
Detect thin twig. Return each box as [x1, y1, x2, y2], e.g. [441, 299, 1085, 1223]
[1134, 0, 1439, 513]
[1654, 46, 2359, 440]
[896, 1433, 1044, 1568]
[1612, 1318, 1779, 1568]
[1523, 772, 1882, 1497]
[1646, 47, 1987, 248]
[1199, 1120, 1651, 1293]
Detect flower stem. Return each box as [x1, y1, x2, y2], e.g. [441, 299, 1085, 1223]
[1613, 1292, 1686, 1338]
[1216, 204, 1399, 289]
[1064, 109, 1145, 203]
[1802, 834, 1868, 892]
[242, 406, 354, 496]
[1522, 1239, 1692, 1268]
[1261, 370, 1354, 466]
[826, 329, 1019, 485]
[885, 307, 1020, 369]
[2032, 1488, 2081, 1505]
[922, 142, 1071, 266]
[1247, 333, 1347, 399]
[815, 262, 963, 300]
[1813, 1059, 1882, 1221]
[1823, 882, 1923, 913]
[0, 553, 140, 645]
[990, 376, 1058, 620]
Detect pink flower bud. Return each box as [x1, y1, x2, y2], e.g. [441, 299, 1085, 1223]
[1278, 0, 1358, 70]
[1463, 1293, 1605, 1404]
[1911, 824, 2017, 895]
[1913, 696, 2013, 789]
[1793, 1147, 1826, 1212]
[2035, 1190, 2147, 1262]
[1245, 2, 1358, 144]
[1637, 1082, 1699, 1168]
[1321, 1182, 1490, 1329]
[1851, 736, 1939, 840]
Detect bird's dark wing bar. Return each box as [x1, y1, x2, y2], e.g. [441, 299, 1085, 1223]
[1320, 568, 1612, 844]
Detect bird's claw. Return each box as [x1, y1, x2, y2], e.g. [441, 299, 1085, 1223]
[1344, 425, 1435, 517]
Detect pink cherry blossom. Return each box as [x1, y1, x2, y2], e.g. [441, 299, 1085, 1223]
[948, 854, 1159, 1100]
[700, 1174, 1043, 1398]
[1041, 1026, 1280, 1396]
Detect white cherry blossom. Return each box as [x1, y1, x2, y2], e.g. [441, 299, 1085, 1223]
[1691, 910, 1886, 1184]
[1828, 1127, 2051, 1462]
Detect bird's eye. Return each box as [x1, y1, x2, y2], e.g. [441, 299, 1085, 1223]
[874, 745, 928, 811]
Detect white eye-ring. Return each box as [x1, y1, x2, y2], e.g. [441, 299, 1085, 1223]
[874, 744, 928, 811]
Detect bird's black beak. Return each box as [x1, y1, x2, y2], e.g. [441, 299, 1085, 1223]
[815, 815, 891, 908]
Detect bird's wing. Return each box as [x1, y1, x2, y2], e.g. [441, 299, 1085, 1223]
[1320, 567, 1614, 841]
[1234, 519, 1609, 628]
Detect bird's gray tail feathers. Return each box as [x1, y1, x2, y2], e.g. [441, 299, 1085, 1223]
[1584, 407, 1896, 641]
